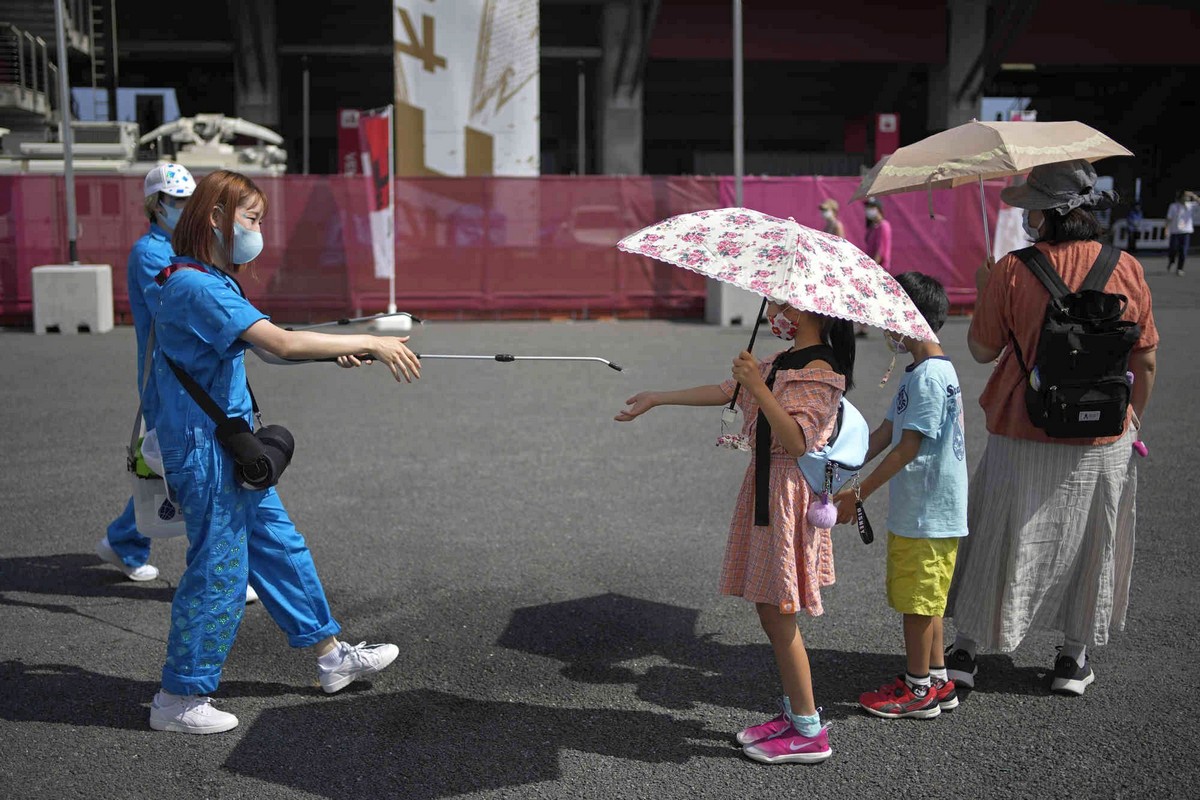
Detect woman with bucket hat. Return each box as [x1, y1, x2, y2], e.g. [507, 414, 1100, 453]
[943, 159, 1159, 696]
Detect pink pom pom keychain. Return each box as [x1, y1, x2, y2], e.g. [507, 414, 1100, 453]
[807, 492, 838, 529]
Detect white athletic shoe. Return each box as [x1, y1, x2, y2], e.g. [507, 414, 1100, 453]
[318, 641, 399, 694]
[245, 584, 259, 604]
[149, 691, 239, 734]
[95, 537, 159, 582]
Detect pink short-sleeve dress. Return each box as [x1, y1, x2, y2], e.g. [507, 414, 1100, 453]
[719, 358, 845, 616]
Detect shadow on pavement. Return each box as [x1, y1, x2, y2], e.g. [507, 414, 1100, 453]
[0, 553, 175, 604]
[224, 688, 732, 799]
[0, 661, 305, 732]
[497, 593, 1054, 717]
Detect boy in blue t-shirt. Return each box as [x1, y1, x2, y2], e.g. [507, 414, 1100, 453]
[834, 272, 968, 719]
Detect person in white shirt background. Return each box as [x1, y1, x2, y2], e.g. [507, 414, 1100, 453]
[1165, 189, 1197, 276]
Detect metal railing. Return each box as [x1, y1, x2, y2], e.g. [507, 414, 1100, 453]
[0, 22, 56, 114]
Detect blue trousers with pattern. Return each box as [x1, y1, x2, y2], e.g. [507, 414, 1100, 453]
[105, 496, 153, 567]
[161, 434, 341, 695]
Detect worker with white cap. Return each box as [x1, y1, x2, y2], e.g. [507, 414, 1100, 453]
[96, 163, 258, 603]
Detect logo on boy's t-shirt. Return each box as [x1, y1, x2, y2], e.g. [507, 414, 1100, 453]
[896, 386, 909, 414]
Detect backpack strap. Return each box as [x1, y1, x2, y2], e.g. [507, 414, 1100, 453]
[1080, 243, 1121, 292]
[1013, 246, 1071, 304]
[754, 344, 841, 527]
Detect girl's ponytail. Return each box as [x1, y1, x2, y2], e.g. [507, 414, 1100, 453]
[823, 317, 856, 392]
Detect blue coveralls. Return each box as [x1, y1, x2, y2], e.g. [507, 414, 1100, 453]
[150, 257, 341, 695]
[104, 224, 175, 568]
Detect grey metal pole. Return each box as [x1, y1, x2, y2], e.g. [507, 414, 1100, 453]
[733, 0, 744, 207]
[301, 55, 310, 175]
[53, 0, 78, 263]
[576, 60, 586, 175]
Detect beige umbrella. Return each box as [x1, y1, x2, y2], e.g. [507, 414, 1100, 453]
[851, 120, 1133, 253]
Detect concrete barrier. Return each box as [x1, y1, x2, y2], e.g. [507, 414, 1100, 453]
[31, 264, 114, 334]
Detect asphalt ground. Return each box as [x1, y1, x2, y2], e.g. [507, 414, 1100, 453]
[1, 254, 1198, 799]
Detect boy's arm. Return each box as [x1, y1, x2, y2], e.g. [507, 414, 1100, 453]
[856, 429, 923, 500]
[833, 428, 923, 524]
[865, 419, 893, 463]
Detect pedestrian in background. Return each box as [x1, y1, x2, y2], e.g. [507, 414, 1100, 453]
[819, 198, 845, 238]
[1165, 189, 1196, 275]
[857, 197, 893, 337]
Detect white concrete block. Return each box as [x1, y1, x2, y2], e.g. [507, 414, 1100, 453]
[31, 264, 114, 334]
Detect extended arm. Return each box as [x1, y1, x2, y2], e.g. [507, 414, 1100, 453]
[864, 419, 894, 463]
[615, 385, 728, 421]
[833, 427, 923, 524]
[240, 320, 420, 382]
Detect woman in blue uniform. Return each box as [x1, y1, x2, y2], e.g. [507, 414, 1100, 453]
[96, 163, 195, 583]
[146, 170, 421, 734]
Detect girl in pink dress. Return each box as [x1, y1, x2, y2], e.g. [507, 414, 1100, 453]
[616, 301, 855, 765]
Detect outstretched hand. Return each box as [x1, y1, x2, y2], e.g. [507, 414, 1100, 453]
[368, 336, 422, 383]
[615, 392, 657, 422]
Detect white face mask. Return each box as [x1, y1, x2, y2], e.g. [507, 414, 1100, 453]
[768, 310, 798, 341]
[1022, 209, 1041, 241]
[821, 209, 834, 220]
[866, 208, 880, 222]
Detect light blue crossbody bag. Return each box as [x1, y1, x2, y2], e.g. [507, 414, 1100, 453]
[798, 396, 874, 543]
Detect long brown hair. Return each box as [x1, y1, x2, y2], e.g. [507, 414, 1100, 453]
[171, 170, 269, 270]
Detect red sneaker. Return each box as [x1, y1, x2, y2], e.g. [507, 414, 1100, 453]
[858, 676, 941, 719]
[933, 677, 959, 711]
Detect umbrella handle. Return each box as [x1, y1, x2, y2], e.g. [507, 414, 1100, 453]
[978, 175, 992, 259]
[727, 297, 768, 411]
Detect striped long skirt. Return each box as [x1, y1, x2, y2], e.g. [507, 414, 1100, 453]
[945, 430, 1137, 651]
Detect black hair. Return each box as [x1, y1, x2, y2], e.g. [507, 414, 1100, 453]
[820, 316, 856, 392]
[894, 271, 949, 333]
[1037, 207, 1102, 243]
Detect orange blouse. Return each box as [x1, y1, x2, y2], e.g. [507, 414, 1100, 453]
[970, 240, 1159, 445]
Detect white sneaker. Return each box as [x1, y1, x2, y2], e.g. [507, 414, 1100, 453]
[148, 691, 239, 734]
[96, 537, 159, 582]
[318, 641, 399, 694]
[245, 584, 259, 604]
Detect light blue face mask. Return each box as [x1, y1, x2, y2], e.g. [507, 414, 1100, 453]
[157, 202, 183, 232]
[1022, 209, 1041, 241]
[214, 222, 265, 265]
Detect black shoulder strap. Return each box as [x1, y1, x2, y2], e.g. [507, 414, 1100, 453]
[754, 344, 841, 527]
[1013, 246, 1071, 302]
[769, 344, 840, 382]
[164, 356, 231, 426]
[1080, 244, 1121, 293]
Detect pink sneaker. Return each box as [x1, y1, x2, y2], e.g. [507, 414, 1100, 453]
[742, 723, 832, 765]
[735, 711, 791, 746]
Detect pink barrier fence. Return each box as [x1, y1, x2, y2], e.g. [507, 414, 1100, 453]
[0, 174, 997, 325]
[719, 176, 1005, 307]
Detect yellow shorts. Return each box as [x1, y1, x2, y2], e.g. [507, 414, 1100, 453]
[886, 531, 960, 616]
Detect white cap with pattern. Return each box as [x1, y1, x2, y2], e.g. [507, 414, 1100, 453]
[144, 163, 197, 198]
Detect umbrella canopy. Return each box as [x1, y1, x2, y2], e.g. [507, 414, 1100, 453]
[617, 207, 937, 342]
[851, 120, 1132, 201]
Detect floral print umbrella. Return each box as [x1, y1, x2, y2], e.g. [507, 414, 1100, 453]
[617, 207, 938, 342]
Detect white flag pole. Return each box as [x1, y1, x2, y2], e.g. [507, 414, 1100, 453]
[371, 104, 411, 332]
[387, 103, 396, 316]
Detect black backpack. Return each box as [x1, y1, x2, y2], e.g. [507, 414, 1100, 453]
[1010, 244, 1141, 438]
